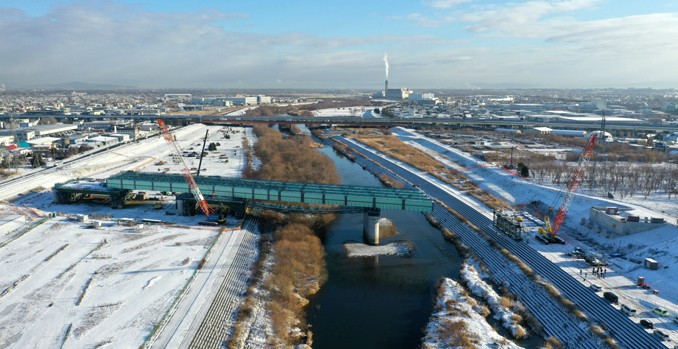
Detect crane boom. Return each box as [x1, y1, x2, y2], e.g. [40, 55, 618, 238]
[551, 132, 598, 236]
[156, 119, 212, 216]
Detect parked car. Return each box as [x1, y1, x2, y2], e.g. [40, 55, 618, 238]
[640, 319, 654, 329]
[654, 329, 669, 341]
[603, 292, 618, 303]
[653, 307, 669, 317]
[621, 304, 637, 316]
[590, 284, 602, 292]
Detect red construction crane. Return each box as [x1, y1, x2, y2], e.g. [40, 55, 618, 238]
[156, 119, 213, 216]
[550, 132, 599, 236]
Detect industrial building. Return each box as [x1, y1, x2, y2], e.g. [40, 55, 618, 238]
[409, 93, 438, 105]
[386, 88, 412, 100]
[588, 206, 668, 236]
[191, 95, 270, 106]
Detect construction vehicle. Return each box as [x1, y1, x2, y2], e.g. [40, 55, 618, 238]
[637, 276, 651, 289]
[156, 119, 213, 217]
[537, 216, 565, 244]
[538, 129, 600, 244]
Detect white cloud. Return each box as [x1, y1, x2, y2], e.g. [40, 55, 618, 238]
[393, 12, 457, 28]
[426, 0, 471, 9]
[0, 1, 676, 89]
[0, 4, 465, 88]
[462, 0, 601, 35]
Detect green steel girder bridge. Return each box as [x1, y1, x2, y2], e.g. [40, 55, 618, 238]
[105, 171, 432, 212]
[53, 171, 432, 244]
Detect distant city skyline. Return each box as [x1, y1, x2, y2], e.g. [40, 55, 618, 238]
[1, 0, 677, 89]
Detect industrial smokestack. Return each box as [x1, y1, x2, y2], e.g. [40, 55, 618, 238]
[383, 53, 389, 97]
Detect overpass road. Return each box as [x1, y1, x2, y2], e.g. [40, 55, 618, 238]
[3, 113, 676, 133]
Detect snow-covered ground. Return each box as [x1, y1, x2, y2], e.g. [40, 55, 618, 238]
[344, 241, 412, 257]
[0, 124, 257, 348]
[0, 216, 220, 348]
[312, 107, 378, 118]
[392, 127, 678, 343]
[461, 260, 528, 339]
[421, 278, 523, 349]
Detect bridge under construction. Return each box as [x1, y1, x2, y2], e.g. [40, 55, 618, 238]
[53, 171, 433, 244]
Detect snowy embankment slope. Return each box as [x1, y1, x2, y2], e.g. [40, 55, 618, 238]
[461, 260, 528, 339]
[393, 127, 678, 341]
[422, 278, 523, 349]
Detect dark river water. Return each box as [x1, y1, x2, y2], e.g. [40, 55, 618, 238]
[300, 127, 543, 349]
[306, 143, 463, 349]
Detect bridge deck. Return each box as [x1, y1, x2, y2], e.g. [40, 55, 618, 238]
[106, 171, 433, 212]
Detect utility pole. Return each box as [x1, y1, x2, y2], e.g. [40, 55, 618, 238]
[196, 130, 209, 177]
[510, 146, 514, 168]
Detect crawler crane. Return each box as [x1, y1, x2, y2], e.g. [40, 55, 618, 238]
[539, 129, 601, 243]
[156, 119, 213, 216]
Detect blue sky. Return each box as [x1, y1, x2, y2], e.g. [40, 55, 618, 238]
[1, 0, 677, 89]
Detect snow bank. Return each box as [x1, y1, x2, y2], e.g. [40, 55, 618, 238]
[422, 278, 523, 349]
[461, 260, 528, 339]
[344, 241, 412, 257]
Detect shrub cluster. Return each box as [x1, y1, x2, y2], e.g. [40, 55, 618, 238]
[244, 126, 337, 347]
[267, 223, 327, 344]
[251, 125, 339, 184]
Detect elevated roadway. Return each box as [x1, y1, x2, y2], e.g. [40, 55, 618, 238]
[3, 113, 676, 133]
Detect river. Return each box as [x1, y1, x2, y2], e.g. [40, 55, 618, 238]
[306, 143, 463, 348]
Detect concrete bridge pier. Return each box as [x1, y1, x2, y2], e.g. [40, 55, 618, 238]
[363, 209, 381, 245]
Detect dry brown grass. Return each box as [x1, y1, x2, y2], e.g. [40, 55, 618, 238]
[352, 135, 447, 172]
[498, 296, 514, 309]
[266, 223, 327, 345]
[352, 134, 512, 212]
[378, 173, 405, 188]
[511, 314, 523, 324]
[574, 309, 588, 320]
[378, 219, 398, 238]
[604, 337, 620, 349]
[478, 305, 491, 317]
[252, 125, 340, 184]
[513, 326, 528, 339]
[437, 320, 477, 349]
[543, 283, 561, 297]
[246, 125, 337, 347]
[543, 337, 564, 349]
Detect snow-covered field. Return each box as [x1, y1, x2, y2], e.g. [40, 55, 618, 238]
[0, 124, 255, 348]
[0, 217, 219, 348]
[393, 127, 678, 342]
[312, 107, 378, 118]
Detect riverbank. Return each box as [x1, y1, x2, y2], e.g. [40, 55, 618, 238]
[230, 125, 338, 347]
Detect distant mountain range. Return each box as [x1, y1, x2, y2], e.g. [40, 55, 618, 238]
[18, 81, 136, 90]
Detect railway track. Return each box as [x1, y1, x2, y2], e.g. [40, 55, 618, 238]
[334, 135, 666, 349]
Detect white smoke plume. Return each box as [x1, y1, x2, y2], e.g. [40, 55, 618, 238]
[383, 53, 389, 80]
